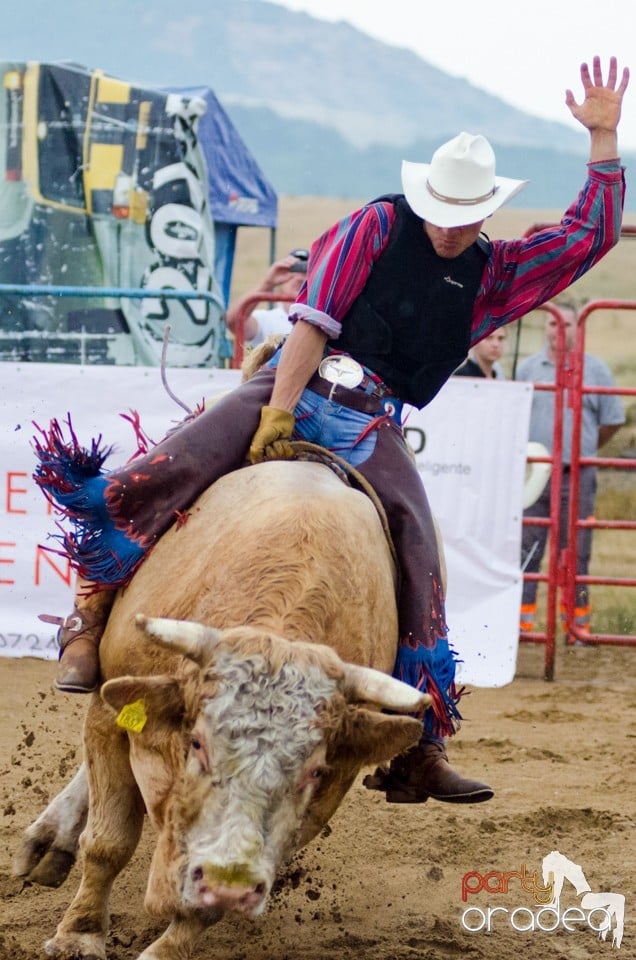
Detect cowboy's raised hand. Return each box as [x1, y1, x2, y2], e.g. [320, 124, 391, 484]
[565, 56, 630, 134]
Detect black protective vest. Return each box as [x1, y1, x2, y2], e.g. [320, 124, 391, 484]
[328, 195, 490, 408]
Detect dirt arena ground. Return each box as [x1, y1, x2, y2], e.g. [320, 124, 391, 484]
[1, 640, 634, 960]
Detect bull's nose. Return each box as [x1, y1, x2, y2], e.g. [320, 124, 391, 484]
[190, 865, 267, 915]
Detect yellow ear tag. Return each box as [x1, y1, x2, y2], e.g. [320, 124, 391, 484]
[116, 699, 148, 733]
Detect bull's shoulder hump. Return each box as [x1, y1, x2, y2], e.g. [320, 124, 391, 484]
[217, 461, 365, 503]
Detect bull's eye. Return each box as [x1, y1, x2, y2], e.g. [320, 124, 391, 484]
[300, 764, 328, 792]
[189, 735, 209, 772]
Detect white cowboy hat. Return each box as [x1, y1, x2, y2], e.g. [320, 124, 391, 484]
[523, 441, 552, 509]
[401, 132, 527, 228]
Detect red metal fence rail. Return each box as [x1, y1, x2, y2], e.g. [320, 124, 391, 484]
[520, 300, 636, 679]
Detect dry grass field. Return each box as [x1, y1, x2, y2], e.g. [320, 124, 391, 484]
[231, 197, 636, 637]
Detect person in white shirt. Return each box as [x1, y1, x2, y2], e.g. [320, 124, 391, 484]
[225, 249, 308, 347]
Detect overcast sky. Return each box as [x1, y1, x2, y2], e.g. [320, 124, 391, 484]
[265, 0, 636, 151]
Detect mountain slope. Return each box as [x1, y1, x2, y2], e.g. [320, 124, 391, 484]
[4, 0, 633, 207]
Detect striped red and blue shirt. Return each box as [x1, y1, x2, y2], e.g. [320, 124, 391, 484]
[290, 160, 625, 347]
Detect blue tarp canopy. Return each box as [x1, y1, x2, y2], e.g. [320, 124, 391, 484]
[168, 86, 277, 229]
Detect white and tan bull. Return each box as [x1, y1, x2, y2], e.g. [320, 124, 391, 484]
[15, 459, 430, 960]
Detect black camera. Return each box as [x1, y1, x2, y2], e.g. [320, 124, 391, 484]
[289, 248, 309, 273]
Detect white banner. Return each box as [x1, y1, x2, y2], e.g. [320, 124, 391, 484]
[406, 378, 533, 687]
[0, 365, 532, 687]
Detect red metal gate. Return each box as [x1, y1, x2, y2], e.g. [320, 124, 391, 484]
[520, 299, 636, 679]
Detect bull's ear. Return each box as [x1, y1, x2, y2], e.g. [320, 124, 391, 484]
[101, 675, 185, 727]
[338, 710, 422, 765]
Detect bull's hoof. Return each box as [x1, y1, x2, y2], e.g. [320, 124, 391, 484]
[13, 836, 76, 888]
[30, 849, 76, 887]
[44, 933, 106, 960]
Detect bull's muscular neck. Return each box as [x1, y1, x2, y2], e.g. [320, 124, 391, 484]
[101, 461, 398, 679]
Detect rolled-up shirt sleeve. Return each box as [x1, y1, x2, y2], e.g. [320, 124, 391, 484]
[288, 201, 395, 338]
[472, 161, 626, 342]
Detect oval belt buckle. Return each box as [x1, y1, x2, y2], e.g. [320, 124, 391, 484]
[318, 355, 364, 390]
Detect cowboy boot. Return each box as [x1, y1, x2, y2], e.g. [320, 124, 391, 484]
[39, 590, 113, 694]
[365, 739, 493, 804]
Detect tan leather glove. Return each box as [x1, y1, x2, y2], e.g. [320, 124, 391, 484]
[249, 406, 295, 464]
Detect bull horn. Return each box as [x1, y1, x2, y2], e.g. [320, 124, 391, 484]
[136, 614, 223, 665]
[341, 663, 432, 714]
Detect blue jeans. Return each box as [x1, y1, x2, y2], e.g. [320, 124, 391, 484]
[293, 388, 402, 467]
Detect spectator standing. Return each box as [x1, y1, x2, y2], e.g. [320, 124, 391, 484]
[515, 300, 625, 639]
[454, 328, 508, 378]
[225, 250, 308, 347]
